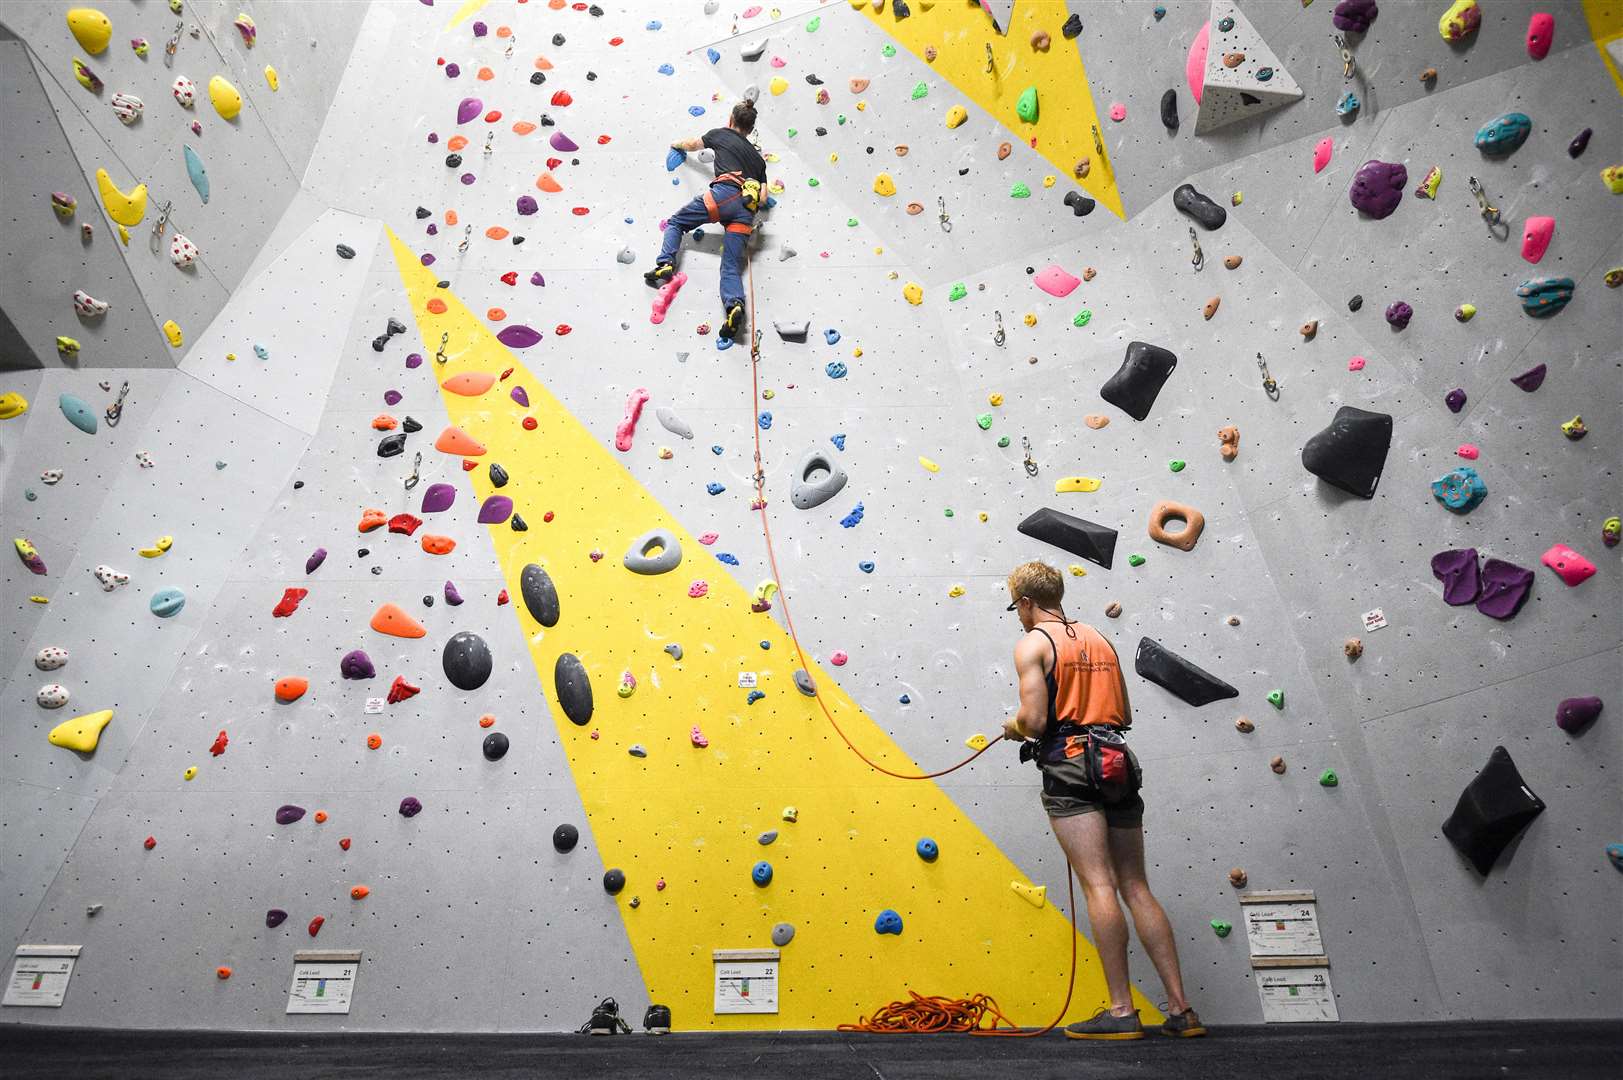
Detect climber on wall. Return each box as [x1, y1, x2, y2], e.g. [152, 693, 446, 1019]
[1001, 561, 1206, 1041]
[645, 98, 767, 342]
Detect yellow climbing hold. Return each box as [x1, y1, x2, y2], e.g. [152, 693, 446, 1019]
[902, 282, 924, 304]
[66, 8, 113, 54]
[852, 347, 864, 357]
[264, 65, 279, 91]
[1438, 0, 1480, 41]
[754, 580, 779, 603]
[48, 709, 113, 753]
[964, 733, 991, 751]
[96, 168, 148, 227]
[162, 320, 183, 347]
[30, 596, 49, 604]
[829, 153, 839, 163]
[117, 225, 129, 246]
[208, 75, 242, 120]
[0, 392, 29, 420]
[948, 584, 966, 597]
[919, 456, 940, 473]
[138, 535, 174, 558]
[1068, 564, 1088, 577]
[1023, 313, 1037, 326]
[1042, 175, 1056, 188]
[769, 76, 789, 96]
[1011, 880, 1048, 908]
[183, 765, 198, 780]
[945, 105, 968, 128]
[988, 393, 1004, 406]
[873, 172, 896, 196]
[1054, 476, 1103, 493]
[978, 512, 989, 522]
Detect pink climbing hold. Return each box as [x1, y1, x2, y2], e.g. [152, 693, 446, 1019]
[1186, 21, 1210, 104]
[1526, 12, 1554, 60]
[697, 532, 719, 545]
[1457, 444, 1481, 459]
[1313, 137, 1334, 174]
[456, 97, 482, 124]
[1033, 265, 1081, 298]
[1521, 216, 1554, 264]
[1109, 102, 1126, 122]
[1541, 544, 1596, 586]
[690, 725, 709, 748]
[1347, 356, 1367, 372]
[615, 388, 650, 452]
[830, 650, 849, 666]
[651, 271, 688, 324]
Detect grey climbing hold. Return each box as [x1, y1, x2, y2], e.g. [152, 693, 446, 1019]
[443, 630, 493, 691]
[794, 669, 817, 696]
[521, 563, 560, 627]
[790, 448, 848, 510]
[775, 320, 809, 342]
[740, 36, 769, 61]
[758, 830, 778, 845]
[336, 244, 355, 259]
[555, 652, 593, 725]
[624, 528, 683, 574]
[771, 922, 796, 946]
[664, 643, 683, 661]
[1172, 183, 1226, 230]
[628, 744, 647, 757]
[656, 407, 694, 440]
[615, 247, 635, 264]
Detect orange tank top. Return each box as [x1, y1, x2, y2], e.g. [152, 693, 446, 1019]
[1036, 623, 1129, 730]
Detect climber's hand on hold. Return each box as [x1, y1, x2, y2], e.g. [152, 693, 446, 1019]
[1001, 716, 1025, 741]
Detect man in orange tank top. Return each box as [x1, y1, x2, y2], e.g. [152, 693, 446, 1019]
[1001, 561, 1206, 1040]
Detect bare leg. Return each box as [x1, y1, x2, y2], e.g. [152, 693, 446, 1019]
[1108, 824, 1191, 1014]
[1049, 812, 1134, 1013]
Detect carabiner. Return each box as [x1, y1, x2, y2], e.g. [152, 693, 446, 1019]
[1333, 34, 1354, 78]
[457, 224, 473, 254]
[104, 380, 130, 427]
[163, 20, 182, 67]
[483, 130, 494, 155]
[1467, 176, 1500, 226]
[985, 42, 995, 75]
[149, 200, 173, 253]
[1022, 436, 1038, 477]
[993, 310, 1006, 348]
[435, 331, 450, 364]
[937, 196, 952, 233]
[1189, 226, 1205, 271]
[404, 451, 422, 491]
[1256, 352, 1280, 401]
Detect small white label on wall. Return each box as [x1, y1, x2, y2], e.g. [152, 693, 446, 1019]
[737, 672, 758, 688]
[1361, 608, 1388, 632]
[286, 951, 361, 1014]
[1255, 966, 1338, 1022]
[364, 697, 385, 714]
[1243, 901, 1325, 957]
[2, 946, 81, 1007]
[713, 948, 778, 1014]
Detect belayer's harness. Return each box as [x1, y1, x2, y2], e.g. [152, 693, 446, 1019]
[704, 170, 763, 233]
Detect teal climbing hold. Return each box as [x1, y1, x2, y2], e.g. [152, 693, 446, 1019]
[1016, 86, 1038, 123]
[183, 144, 209, 203]
[150, 587, 186, 618]
[1267, 689, 1285, 709]
[59, 394, 97, 434]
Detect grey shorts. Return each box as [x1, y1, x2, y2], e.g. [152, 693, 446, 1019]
[1039, 757, 1145, 828]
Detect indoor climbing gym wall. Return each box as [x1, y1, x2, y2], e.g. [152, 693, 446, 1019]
[2, 0, 1619, 1036]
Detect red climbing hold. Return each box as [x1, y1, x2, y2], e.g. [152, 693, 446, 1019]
[609, 37, 624, 46]
[308, 916, 325, 938]
[339, 837, 352, 850]
[144, 835, 157, 850]
[497, 588, 510, 605]
[388, 513, 423, 536]
[500, 271, 518, 286]
[570, 208, 589, 216]
[555, 324, 573, 335]
[522, 416, 538, 430]
[543, 511, 555, 523]
[462, 459, 478, 471]
[209, 730, 228, 756]
[483, 109, 502, 122]
[272, 587, 309, 617]
[500, 367, 513, 380]
[387, 675, 421, 704]
[597, 134, 612, 144]
[546, 157, 562, 169]
[550, 90, 572, 106]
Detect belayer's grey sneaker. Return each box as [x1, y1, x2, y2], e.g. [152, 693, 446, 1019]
[1064, 1007, 1145, 1040]
[1159, 1006, 1207, 1038]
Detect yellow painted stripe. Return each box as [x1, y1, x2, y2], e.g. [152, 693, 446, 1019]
[446, 0, 492, 31]
[385, 229, 1155, 1029]
[858, 0, 1125, 218]
[1583, 0, 1623, 98]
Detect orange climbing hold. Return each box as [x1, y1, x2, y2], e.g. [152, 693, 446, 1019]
[366, 733, 383, 749]
[370, 602, 428, 639]
[448, 134, 469, 151]
[426, 298, 448, 314]
[444, 210, 458, 225]
[536, 173, 563, 193]
[371, 414, 398, 430]
[479, 714, 496, 728]
[487, 307, 507, 321]
[512, 121, 536, 135]
[422, 534, 457, 555]
[217, 967, 233, 980]
[496, 25, 511, 38]
[313, 811, 328, 824]
[442, 371, 496, 396]
[274, 676, 308, 702]
[339, 837, 351, 850]
[358, 508, 387, 532]
[350, 885, 371, 900]
[534, 55, 554, 70]
[485, 226, 509, 240]
[477, 67, 494, 81]
[435, 425, 486, 456]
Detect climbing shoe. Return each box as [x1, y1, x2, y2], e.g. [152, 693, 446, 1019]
[1064, 1007, 1145, 1041]
[721, 302, 746, 340]
[578, 997, 632, 1036]
[643, 1003, 672, 1035]
[1159, 1006, 1207, 1038]
[643, 263, 675, 289]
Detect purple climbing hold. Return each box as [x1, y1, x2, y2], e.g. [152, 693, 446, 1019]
[266, 909, 288, 928]
[472, 20, 487, 37]
[530, 272, 545, 286]
[384, 389, 403, 406]
[457, 97, 482, 124]
[497, 325, 543, 349]
[516, 195, 538, 216]
[477, 495, 515, 524]
[444, 580, 464, 606]
[445, 63, 460, 79]
[406, 353, 424, 369]
[421, 253, 437, 267]
[399, 796, 423, 818]
[1349, 160, 1407, 219]
[1556, 696, 1603, 734]
[341, 649, 376, 680]
[1431, 548, 1481, 606]
[1385, 301, 1413, 329]
[460, 173, 476, 186]
[275, 804, 307, 825]
[1510, 363, 1546, 392]
[1445, 388, 1467, 413]
[510, 386, 530, 407]
[1332, 0, 1378, 33]
[305, 547, 327, 574]
[549, 131, 580, 152]
[1477, 558, 1534, 621]
[421, 482, 457, 513]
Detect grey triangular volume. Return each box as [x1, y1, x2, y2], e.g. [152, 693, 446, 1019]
[1134, 637, 1240, 707]
[977, 0, 1014, 34]
[1195, 0, 1304, 134]
[1017, 508, 1118, 569]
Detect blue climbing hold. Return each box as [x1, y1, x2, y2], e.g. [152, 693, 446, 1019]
[716, 552, 739, 565]
[149, 587, 186, 618]
[665, 147, 686, 171]
[647, 21, 662, 31]
[899, 693, 910, 704]
[59, 394, 97, 435]
[706, 47, 720, 64]
[832, 434, 846, 450]
[758, 412, 772, 430]
[752, 860, 773, 886]
[711, 445, 724, 455]
[759, 830, 778, 845]
[916, 838, 939, 862]
[858, 560, 875, 573]
[759, 640, 770, 650]
[874, 909, 904, 935]
[824, 328, 841, 345]
[706, 482, 726, 495]
[840, 502, 865, 528]
[183, 144, 209, 203]
[1474, 113, 1531, 157]
[747, 689, 765, 704]
[716, 334, 732, 351]
[1431, 466, 1488, 513]
[657, 63, 674, 75]
[253, 343, 269, 359]
[825, 362, 847, 379]
[688, 105, 705, 116]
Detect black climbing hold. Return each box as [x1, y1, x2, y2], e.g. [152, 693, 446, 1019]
[1172, 183, 1226, 230]
[540, 114, 555, 127]
[1510, 363, 1546, 392]
[588, 3, 603, 15]
[586, 71, 597, 81]
[815, 126, 828, 137]
[1348, 294, 1363, 312]
[489, 462, 509, 487]
[1016, 508, 1117, 569]
[443, 630, 493, 691]
[1134, 637, 1239, 707]
[402, 416, 423, 433]
[1568, 128, 1591, 158]
[482, 731, 509, 761]
[552, 33, 565, 46]
[436, 280, 450, 289]
[865, 146, 874, 154]
[530, 71, 545, 85]
[1301, 406, 1392, 499]
[512, 236, 524, 245]
[371, 335, 389, 352]
[336, 244, 356, 259]
[1063, 190, 1095, 217]
[415, 206, 431, 219]
[357, 547, 369, 558]
[1100, 341, 1178, 421]
[423, 595, 435, 607]
[521, 563, 559, 627]
[893, 0, 910, 18]
[552, 823, 579, 852]
[1062, 13, 1082, 38]
[805, 74, 824, 85]
[377, 432, 407, 458]
[1239, 92, 1261, 106]
[603, 868, 625, 894]
[958, 168, 969, 176]
[293, 480, 304, 489]
[445, 153, 462, 168]
[387, 317, 406, 336]
[555, 652, 593, 725]
[370, 566, 382, 576]
[1160, 88, 1178, 131]
[510, 513, 528, 532]
[1442, 746, 1545, 875]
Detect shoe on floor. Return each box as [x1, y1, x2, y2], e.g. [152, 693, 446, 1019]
[644, 263, 675, 288]
[720, 302, 746, 340]
[1159, 1006, 1207, 1038]
[578, 997, 631, 1035]
[1065, 1007, 1145, 1040]
[643, 1004, 671, 1035]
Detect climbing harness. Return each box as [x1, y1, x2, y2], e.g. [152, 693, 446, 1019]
[434, 331, 450, 364]
[457, 224, 473, 254]
[1189, 227, 1204, 271]
[163, 20, 182, 67]
[937, 196, 952, 233]
[704, 171, 763, 229]
[1022, 436, 1038, 477]
[1256, 352, 1280, 400]
[403, 451, 422, 491]
[992, 310, 1006, 347]
[149, 200, 173, 254]
[1333, 34, 1355, 78]
[103, 380, 129, 427]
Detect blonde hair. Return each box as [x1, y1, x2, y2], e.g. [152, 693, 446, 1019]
[1007, 561, 1064, 608]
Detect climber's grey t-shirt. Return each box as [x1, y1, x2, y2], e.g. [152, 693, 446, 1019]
[702, 128, 766, 185]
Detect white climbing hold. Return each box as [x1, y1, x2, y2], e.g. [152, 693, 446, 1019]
[35, 646, 68, 671]
[37, 684, 70, 709]
[655, 407, 694, 440]
[92, 564, 130, 591]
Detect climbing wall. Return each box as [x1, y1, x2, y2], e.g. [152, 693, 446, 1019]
[3, 0, 1620, 1034]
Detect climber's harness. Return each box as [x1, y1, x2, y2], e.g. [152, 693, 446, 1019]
[705, 170, 763, 234]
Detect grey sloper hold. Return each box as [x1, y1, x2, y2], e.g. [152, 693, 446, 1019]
[656, 407, 694, 440]
[624, 528, 682, 574]
[775, 319, 809, 342]
[443, 631, 493, 691]
[740, 36, 769, 61]
[790, 448, 848, 510]
[555, 652, 593, 725]
[521, 563, 560, 627]
[794, 669, 817, 696]
[1134, 637, 1239, 707]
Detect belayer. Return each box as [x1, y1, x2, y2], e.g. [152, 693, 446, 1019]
[646, 98, 767, 342]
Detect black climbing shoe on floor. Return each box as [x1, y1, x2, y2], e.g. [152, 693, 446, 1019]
[721, 302, 746, 340]
[1064, 1007, 1145, 1040]
[1159, 1006, 1207, 1038]
[643, 263, 675, 288]
[643, 1004, 672, 1034]
[578, 997, 632, 1035]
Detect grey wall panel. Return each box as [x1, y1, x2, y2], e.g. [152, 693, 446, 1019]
[0, 780, 99, 958]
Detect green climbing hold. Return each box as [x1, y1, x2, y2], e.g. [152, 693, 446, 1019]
[997, 436, 1011, 448]
[1211, 920, 1233, 938]
[976, 413, 993, 430]
[806, 16, 820, 32]
[1267, 689, 1285, 709]
[948, 283, 967, 301]
[882, 44, 896, 57]
[846, 217, 857, 227]
[1010, 182, 1031, 199]
[807, 178, 819, 187]
[1016, 86, 1038, 123]
[787, 128, 798, 137]
[837, 114, 847, 125]
[1073, 310, 1092, 327]
[1319, 769, 1339, 787]
[1128, 554, 1146, 567]
[944, 508, 955, 518]
[1169, 460, 1186, 472]
[911, 81, 928, 100]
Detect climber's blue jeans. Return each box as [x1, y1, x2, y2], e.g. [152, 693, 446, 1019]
[658, 183, 754, 310]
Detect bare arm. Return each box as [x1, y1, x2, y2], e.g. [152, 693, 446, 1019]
[671, 135, 704, 152]
[1003, 634, 1050, 741]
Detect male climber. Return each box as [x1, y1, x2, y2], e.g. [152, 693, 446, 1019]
[1001, 561, 1206, 1041]
[646, 98, 766, 341]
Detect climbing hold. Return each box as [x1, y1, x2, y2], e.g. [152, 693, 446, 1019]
[1302, 406, 1392, 499]
[1344, 637, 1364, 661]
[1063, 191, 1096, 217]
[1319, 769, 1340, 787]
[370, 603, 427, 639]
[1148, 501, 1205, 551]
[1443, 746, 1544, 874]
[1217, 425, 1240, 461]
[480, 730, 510, 761]
[37, 684, 69, 709]
[1333, 0, 1379, 33]
[1228, 867, 1249, 888]
[624, 528, 683, 574]
[1385, 301, 1413, 329]
[1521, 216, 1556, 264]
[208, 75, 242, 120]
[1509, 363, 1548, 392]
[59, 393, 98, 434]
[1413, 165, 1443, 200]
[873, 909, 903, 936]
[1100, 341, 1178, 421]
[872, 172, 895, 197]
[1541, 544, 1596, 587]
[1134, 638, 1238, 706]
[1431, 548, 1483, 606]
[150, 588, 185, 618]
[110, 92, 143, 125]
[66, 8, 113, 54]
[92, 564, 129, 591]
[1033, 265, 1081, 298]
[1235, 716, 1255, 733]
[1432, 467, 1488, 513]
[1561, 416, 1587, 440]
[1173, 184, 1225, 230]
[72, 56, 104, 93]
[443, 371, 496, 396]
[1604, 517, 1621, 547]
[1054, 477, 1102, 495]
[398, 797, 423, 818]
[1211, 920, 1233, 938]
[13, 538, 46, 576]
[1475, 113, 1531, 157]
[35, 646, 68, 672]
[1349, 160, 1407, 218]
[555, 653, 593, 725]
[443, 631, 493, 691]
[1336, 90, 1360, 117]
[1439, 0, 1481, 41]
[1556, 697, 1603, 735]
[789, 448, 849, 510]
[1267, 690, 1285, 709]
[1480, 558, 1535, 620]
[1202, 296, 1221, 321]
[944, 105, 968, 129]
[1017, 508, 1117, 569]
[275, 804, 306, 826]
[1516, 277, 1574, 317]
[272, 587, 308, 618]
[477, 496, 514, 525]
[751, 861, 773, 887]
[1015, 86, 1039, 124]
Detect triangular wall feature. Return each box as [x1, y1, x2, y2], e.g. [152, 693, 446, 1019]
[1195, 0, 1304, 134]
